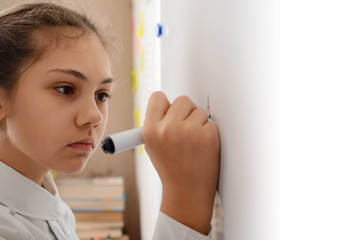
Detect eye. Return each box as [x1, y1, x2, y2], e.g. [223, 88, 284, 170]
[95, 92, 112, 102]
[55, 86, 74, 95]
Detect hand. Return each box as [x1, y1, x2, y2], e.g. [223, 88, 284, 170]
[143, 91, 220, 235]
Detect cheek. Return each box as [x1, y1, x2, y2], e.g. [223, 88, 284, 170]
[7, 96, 69, 157]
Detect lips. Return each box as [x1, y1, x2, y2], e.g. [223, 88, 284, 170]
[68, 138, 95, 152]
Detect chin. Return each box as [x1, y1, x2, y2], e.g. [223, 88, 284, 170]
[65, 165, 86, 175]
[57, 157, 89, 175]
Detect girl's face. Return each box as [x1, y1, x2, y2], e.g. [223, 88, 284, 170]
[2, 31, 113, 177]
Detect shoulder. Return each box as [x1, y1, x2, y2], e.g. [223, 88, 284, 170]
[0, 204, 29, 239]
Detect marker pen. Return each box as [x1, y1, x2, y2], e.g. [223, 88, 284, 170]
[102, 96, 213, 155]
[101, 127, 144, 154]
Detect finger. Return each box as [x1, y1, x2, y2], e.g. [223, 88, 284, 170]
[145, 91, 170, 123]
[164, 95, 197, 122]
[203, 121, 220, 147]
[185, 107, 209, 126]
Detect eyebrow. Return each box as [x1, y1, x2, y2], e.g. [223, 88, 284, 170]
[47, 68, 114, 84]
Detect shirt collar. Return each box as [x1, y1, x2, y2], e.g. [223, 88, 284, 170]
[0, 161, 64, 220]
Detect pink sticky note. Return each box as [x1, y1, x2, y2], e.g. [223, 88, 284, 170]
[136, 36, 141, 56]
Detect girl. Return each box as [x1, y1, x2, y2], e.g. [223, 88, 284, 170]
[0, 2, 220, 240]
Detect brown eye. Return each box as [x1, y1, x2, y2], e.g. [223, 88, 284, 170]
[95, 92, 111, 102]
[55, 86, 73, 95]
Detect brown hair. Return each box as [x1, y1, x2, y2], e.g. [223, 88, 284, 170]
[0, 2, 105, 98]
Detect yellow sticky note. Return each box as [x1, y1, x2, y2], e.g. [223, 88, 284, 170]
[133, 107, 140, 128]
[140, 49, 145, 74]
[136, 11, 144, 37]
[132, 69, 137, 94]
[139, 144, 145, 155]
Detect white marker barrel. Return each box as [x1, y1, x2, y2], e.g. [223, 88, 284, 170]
[101, 127, 144, 154]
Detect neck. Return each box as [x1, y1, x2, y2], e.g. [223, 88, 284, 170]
[0, 138, 49, 185]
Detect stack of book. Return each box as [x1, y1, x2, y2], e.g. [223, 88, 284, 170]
[56, 177, 128, 240]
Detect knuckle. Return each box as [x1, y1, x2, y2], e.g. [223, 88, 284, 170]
[149, 91, 167, 104]
[151, 91, 165, 99]
[174, 95, 194, 106]
[197, 107, 208, 118]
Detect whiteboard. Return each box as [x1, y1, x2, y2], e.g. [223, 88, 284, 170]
[160, 1, 360, 239]
[132, 0, 162, 239]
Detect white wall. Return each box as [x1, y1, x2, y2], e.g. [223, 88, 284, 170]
[161, 0, 360, 239]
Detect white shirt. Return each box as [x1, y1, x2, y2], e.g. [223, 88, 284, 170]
[0, 162, 211, 240]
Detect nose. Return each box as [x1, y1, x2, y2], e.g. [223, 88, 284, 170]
[75, 98, 103, 129]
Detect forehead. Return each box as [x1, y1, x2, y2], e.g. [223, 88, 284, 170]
[29, 30, 112, 80]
